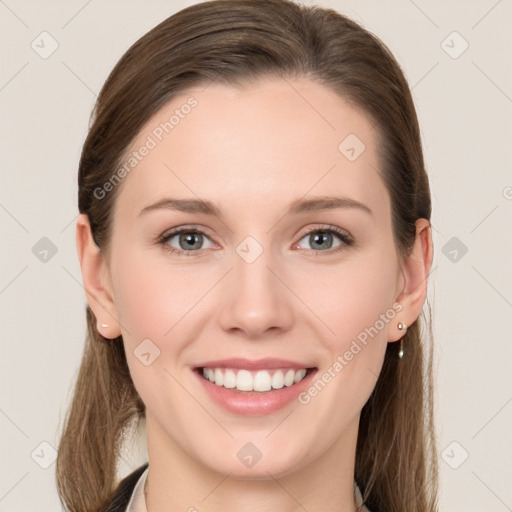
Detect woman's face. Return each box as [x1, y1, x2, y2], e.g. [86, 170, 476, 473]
[103, 77, 406, 477]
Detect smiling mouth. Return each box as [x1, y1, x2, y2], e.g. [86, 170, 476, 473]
[195, 367, 317, 393]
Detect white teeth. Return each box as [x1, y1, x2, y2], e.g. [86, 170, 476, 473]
[284, 369, 295, 387]
[214, 368, 224, 387]
[236, 370, 253, 391]
[294, 368, 307, 383]
[253, 370, 272, 392]
[223, 370, 236, 388]
[201, 367, 309, 392]
[271, 370, 285, 389]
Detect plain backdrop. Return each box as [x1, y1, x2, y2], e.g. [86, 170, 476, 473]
[1, 1, 511, 511]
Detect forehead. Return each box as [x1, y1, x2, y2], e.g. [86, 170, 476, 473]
[112, 77, 389, 222]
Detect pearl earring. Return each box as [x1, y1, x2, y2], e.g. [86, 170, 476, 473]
[397, 322, 407, 359]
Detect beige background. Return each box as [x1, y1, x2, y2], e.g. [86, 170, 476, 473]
[1, 0, 511, 510]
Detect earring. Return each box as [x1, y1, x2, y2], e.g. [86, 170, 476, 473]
[97, 322, 109, 333]
[397, 322, 407, 359]
[97, 322, 112, 341]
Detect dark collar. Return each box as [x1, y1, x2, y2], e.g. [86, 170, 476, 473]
[101, 463, 149, 512]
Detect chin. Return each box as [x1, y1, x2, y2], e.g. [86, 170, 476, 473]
[198, 444, 307, 480]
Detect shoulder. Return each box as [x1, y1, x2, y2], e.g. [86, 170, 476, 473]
[100, 463, 149, 512]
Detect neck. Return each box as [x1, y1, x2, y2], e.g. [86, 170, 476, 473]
[144, 413, 360, 512]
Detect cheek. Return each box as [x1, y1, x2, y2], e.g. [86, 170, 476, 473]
[110, 252, 196, 418]
[111, 250, 209, 343]
[294, 262, 396, 431]
[110, 250, 223, 403]
[297, 251, 398, 348]
[297, 250, 398, 408]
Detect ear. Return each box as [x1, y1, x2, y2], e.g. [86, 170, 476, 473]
[75, 213, 122, 339]
[389, 218, 434, 343]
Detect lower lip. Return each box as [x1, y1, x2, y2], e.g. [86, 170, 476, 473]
[193, 368, 317, 416]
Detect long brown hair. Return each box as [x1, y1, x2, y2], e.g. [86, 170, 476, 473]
[56, 1, 438, 510]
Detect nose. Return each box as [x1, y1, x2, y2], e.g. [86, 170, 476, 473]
[217, 243, 295, 339]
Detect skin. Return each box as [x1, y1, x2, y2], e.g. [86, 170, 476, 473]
[76, 77, 433, 511]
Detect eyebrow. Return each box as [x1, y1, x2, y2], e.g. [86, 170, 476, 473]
[138, 195, 373, 218]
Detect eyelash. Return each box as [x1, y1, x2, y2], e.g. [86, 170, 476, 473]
[156, 224, 354, 258]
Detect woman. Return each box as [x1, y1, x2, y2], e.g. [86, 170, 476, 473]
[56, 0, 438, 511]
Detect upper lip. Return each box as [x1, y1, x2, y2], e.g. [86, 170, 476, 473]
[194, 357, 316, 371]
